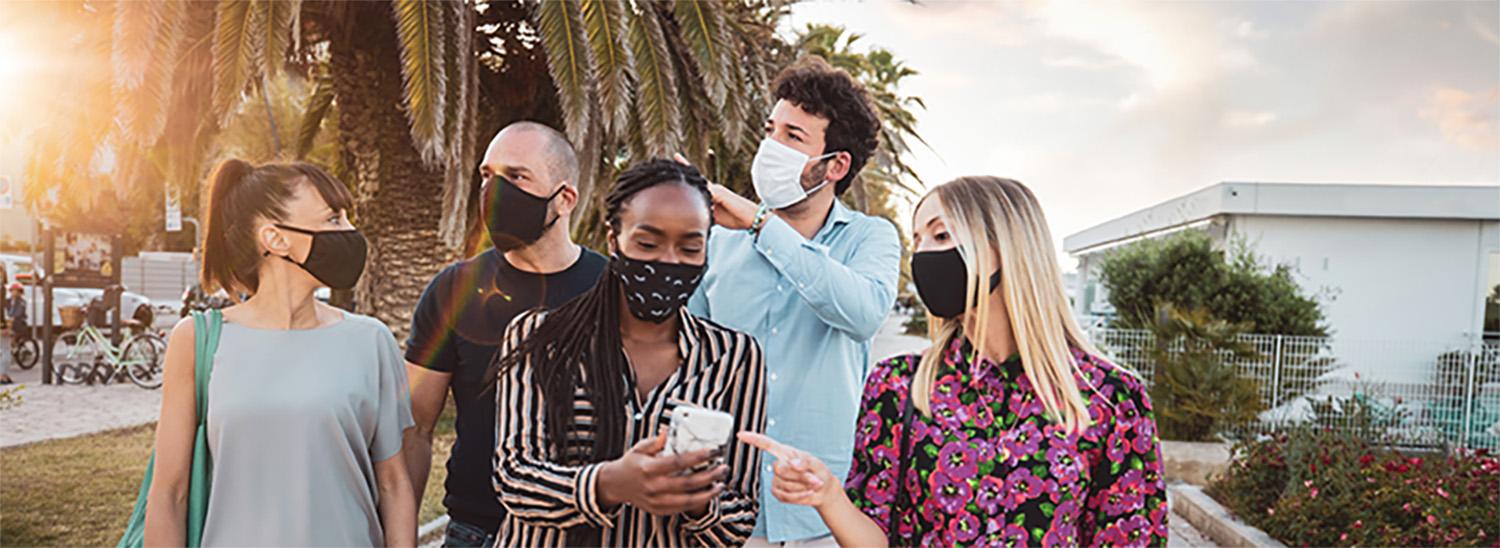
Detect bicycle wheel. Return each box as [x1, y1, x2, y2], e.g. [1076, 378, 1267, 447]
[54, 362, 93, 385]
[122, 335, 163, 389]
[13, 337, 39, 370]
[52, 331, 89, 364]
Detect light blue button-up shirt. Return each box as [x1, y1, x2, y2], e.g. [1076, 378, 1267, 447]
[688, 199, 902, 542]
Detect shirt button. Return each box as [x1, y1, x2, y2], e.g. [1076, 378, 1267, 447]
[771, 328, 779, 335]
[769, 418, 777, 427]
[770, 373, 779, 382]
[633, 412, 642, 421]
[766, 465, 773, 472]
[776, 284, 784, 292]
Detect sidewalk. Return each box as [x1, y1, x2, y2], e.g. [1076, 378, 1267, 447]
[0, 362, 162, 448]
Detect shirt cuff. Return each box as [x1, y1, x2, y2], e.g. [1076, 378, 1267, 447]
[575, 462, 621, 528]
[682, 494, 722, 533]
[753, 214, 808, 269]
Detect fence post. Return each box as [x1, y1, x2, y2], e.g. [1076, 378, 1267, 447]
[1271, 335, 1284, 410]
[1462, 343, 1479, 450]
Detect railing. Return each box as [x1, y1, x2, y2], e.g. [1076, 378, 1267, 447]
[1083, 326, 1500, 451]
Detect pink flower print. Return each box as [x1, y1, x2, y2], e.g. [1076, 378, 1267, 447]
[1002, 468, 1044, 512]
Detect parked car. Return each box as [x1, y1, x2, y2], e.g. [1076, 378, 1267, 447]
[0, 253, 155, 331]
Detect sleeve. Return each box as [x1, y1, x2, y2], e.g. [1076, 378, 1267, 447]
[492, 311, 619, 529]
[684, 333, 767, 546]
[843, 356, 910, 537]
[371, 324, 416, 462]
[1081, 378, 1170, 547]
[404, 268, 460, 372]
[686, 230, 718, 318]
[752, 214, 901, 340]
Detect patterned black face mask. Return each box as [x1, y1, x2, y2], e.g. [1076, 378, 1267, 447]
[612, 251, 705, 323]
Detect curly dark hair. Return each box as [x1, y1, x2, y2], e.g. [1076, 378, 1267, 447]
[771, 56, 881, 196]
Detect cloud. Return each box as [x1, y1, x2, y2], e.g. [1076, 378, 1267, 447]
[1232, 20, 1269, 40]
[1223, 110, 1278, 129]
[1420, 86, 1500, 150]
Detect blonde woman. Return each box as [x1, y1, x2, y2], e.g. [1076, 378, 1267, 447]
[741, 176, 1169, 547]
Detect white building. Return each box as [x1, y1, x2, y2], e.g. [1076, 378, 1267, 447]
[1065, 182, 1500, 382]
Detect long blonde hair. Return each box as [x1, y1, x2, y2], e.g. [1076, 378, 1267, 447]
[912, 176, 1104, 433]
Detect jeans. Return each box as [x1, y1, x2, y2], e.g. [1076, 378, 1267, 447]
[442, 517, 497, 548]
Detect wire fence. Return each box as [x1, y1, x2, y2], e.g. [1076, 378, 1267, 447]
[1083, 326, 1500, 451]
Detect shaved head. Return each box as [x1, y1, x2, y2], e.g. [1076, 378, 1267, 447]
[491, 121, 579, 188]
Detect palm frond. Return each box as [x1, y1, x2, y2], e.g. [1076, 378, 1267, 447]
[581, 0, 634, 135]
[438, 0, 477, 249]
[671, 0, 732, 107]
[391, 0, 450, 165]
[212, 0, 266, 126]
[114, 0, 185, 144]
[533, 0, 594, 147]
[295, 68, 334, 160]
[626, 2, 680, 156]
[257, 0, 299, 77]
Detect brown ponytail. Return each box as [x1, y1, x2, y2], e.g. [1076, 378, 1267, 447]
[199, 158, 354, 297]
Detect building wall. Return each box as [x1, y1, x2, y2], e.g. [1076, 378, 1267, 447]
[1228, 214, 1495, 381]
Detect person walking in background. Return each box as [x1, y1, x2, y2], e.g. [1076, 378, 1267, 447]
[685, 56, 902, 547]
[144, 159, 416, 546]
[492, 159, 766, 547]
[1, 283, 23, 384]
[401, 122, 607, 547]
[742, 176, 1170, 547]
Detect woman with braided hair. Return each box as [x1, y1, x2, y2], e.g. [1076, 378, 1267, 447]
[490, 158, 767, 547]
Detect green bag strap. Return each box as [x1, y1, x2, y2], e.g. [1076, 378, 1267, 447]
[192, 309, 223, 423]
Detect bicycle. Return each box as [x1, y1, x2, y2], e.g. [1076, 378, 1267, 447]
[9, 326, 39, 370]
[51, 304, 165, 389]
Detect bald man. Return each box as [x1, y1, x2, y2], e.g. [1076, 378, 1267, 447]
[402, 122, 607, 547]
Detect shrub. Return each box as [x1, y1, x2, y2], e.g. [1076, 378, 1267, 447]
[1209, 396, 1500, 547]
[1147, 305, 1263, 441]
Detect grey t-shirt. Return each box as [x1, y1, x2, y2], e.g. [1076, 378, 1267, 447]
[201, 312, 415, 547]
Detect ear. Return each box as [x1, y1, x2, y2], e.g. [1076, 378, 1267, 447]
[259, 223, 290, 259]
[821, 151, 852, 184]
[553, 181, 580, 218]
[605, 226, 618, 255]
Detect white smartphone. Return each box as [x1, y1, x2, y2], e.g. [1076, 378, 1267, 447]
[662, 405, 735, 461]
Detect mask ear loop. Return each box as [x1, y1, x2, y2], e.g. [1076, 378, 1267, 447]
[538, 183, 567, 232]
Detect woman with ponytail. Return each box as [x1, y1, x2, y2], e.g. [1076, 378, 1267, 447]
[491, 159, 767, 547]
[740, 176, 1169, 547]
[144, 159, 416, 546]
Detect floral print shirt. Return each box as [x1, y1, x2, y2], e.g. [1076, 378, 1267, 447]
[845, 337, 1170, 547]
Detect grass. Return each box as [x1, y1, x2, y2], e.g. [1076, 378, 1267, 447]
[1, 398, 459, 546]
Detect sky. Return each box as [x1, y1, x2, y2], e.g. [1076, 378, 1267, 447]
[785, 0, 1500, 269]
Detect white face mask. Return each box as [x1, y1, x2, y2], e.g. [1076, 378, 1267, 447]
[751, 137, 837, 209]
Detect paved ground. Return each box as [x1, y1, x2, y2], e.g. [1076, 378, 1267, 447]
[0, 356, 162, 448]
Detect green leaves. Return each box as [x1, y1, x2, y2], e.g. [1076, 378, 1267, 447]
[626, 1, 682, 157]
[295, 69, 334, 161]
[211, 0, 263, 126]
[391, 0, 450, 165]
[582, 0, 635, 134]
[114, 0, 186, 143]
[535, 0, 594, 148]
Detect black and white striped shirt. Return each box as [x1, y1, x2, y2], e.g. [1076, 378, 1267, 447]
[493, 307, 767, 547]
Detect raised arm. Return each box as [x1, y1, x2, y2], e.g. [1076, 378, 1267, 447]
[752, 215, 901, 340]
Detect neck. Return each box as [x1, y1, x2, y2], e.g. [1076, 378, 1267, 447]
[242, 261, 327, 329]
[617, 292, 678, 344]
[964, 308, 1017, 365]
[504, 225, 580, 274]
[774, 187, 836, 240]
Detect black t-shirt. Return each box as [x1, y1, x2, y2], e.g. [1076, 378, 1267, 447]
[406, 246, 606, 532]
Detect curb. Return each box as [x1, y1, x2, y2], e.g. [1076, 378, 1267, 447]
[1169, 483, 1286, 548]
[418, 515, 449, 547]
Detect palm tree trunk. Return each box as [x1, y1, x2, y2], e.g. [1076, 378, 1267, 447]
[329, 2, 457, 341]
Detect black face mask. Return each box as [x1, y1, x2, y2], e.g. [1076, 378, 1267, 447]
[910, 247, 1001, 319]
[611, 251, 705, 323]
[271, 224, 369, 290]
[485, 175, 563, 252]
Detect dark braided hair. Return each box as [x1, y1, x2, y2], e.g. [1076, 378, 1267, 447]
[492, 158, 713, 462]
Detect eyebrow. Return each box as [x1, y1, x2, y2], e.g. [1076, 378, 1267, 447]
[635, 225, 705, 239]
[766, 119, 807, 135]
[924, 216, 945, 229]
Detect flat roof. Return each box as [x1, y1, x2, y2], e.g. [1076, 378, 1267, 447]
[1064, 182, 1500, 254]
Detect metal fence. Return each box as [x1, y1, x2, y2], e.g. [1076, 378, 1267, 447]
[1083, 326, 1500, 451]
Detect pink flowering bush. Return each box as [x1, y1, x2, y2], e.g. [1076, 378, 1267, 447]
[1209, 425, 1500, 547]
